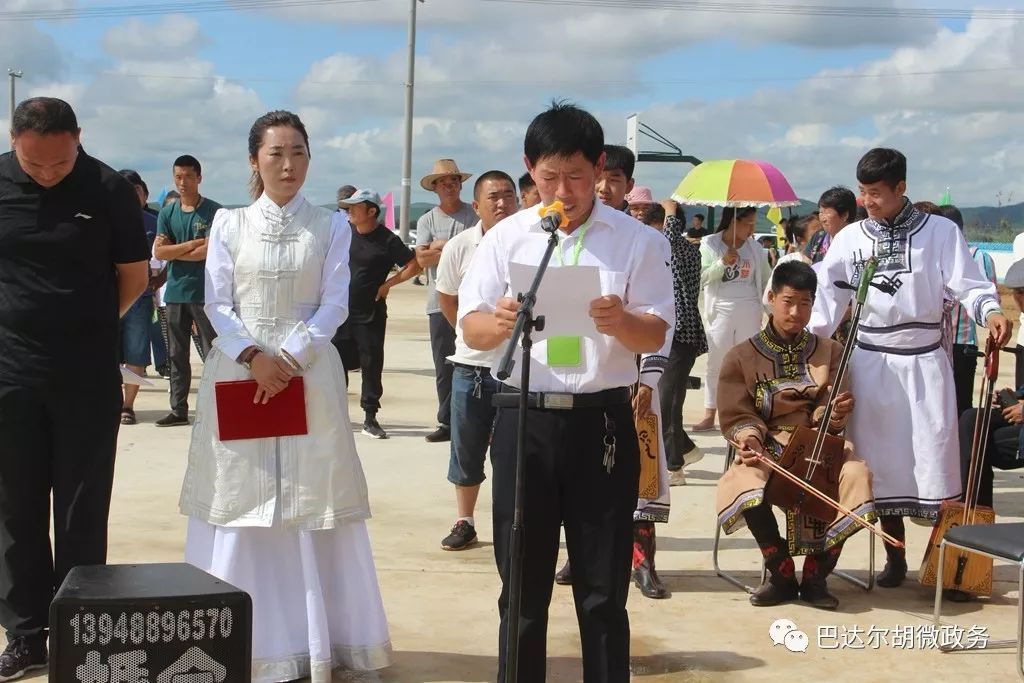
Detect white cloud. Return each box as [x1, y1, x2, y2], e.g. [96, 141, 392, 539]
[627, 14, 1024, 206]
[103, 15, 206, 62]
[784, 124, 833, 147]
[16, 5, 1022, 210]
[255, 0, 934, 50]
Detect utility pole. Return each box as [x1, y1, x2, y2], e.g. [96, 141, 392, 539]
[8, 69, 22, 146]
[398, 0, 422, 243]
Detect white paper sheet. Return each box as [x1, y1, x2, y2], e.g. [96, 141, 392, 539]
[121, 365, 154, 386]
[508, 262, 602, 341]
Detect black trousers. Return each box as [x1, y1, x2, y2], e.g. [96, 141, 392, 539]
[958, 407, 1024, 508]
[333, 315, 387, 414]
[428, 312, 455, 426]
[951, 343, 978, 417]
[658, 341, 699, 470]
[1018, 345, 1024, 392]
[0, 379, 121, 637]
[166, 303, 217, 416]
[491, 402, 639, 683]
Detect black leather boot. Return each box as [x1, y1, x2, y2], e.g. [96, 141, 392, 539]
[878, 517, 908, 588]
[751, 539, 798, 606]
[632, 522, 669, 599]
[800, 549, 841, 610]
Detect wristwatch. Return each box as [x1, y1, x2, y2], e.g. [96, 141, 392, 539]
[239, 346, 261, 370]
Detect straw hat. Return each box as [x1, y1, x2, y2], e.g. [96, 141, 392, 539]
[420, 159, 473, 192]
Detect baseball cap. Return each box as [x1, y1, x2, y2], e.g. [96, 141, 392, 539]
[338, 188, 383, 215]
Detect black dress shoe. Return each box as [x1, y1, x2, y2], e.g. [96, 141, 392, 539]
[633, 564, 670, 599]
[800, 580, 840, 610]
[554, 560, 572, 585]
[877, 558, 908, 588]
[749, 578, 799, 606]
[425, 425, 451, 443]
[944, 588, 975, 603]
[155, 412, 189, 427]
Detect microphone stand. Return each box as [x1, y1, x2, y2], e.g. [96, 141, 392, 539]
[495, 225, 559, 683]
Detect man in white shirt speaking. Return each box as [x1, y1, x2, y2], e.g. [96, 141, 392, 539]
[458, 102, 674, 683]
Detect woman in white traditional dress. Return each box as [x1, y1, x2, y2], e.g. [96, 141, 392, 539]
[179, 110, 392, 682]
[693, 206, 770, 431]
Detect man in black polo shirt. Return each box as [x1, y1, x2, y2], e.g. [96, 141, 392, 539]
[0, 97, 149, 679]
[332, 189, 421, 439]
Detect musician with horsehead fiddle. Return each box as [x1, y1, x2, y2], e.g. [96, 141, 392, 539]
[716, 260, 877, 609]
[809, 148, 1010, 589]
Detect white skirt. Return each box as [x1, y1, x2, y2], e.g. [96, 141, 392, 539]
[847, 345, 961, 519]
[185, 517, 392, 683]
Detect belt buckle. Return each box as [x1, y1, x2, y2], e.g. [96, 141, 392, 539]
[541, 393, 574, 410]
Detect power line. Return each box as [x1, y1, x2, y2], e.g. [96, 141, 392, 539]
[0, 0, 379, 22]
[481, 0, 1024, 21]
[2, 0, 1022, 22]
[103, 65, 1021, 87]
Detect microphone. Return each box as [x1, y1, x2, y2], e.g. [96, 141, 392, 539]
[538, 200, 569, 233]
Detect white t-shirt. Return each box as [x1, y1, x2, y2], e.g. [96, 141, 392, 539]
[718, 243, 760, 301]
[435, 222, 494, 367]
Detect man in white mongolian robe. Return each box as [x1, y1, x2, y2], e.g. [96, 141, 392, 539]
[179, 111, 392, 682]
[808, 147, 1009, 588]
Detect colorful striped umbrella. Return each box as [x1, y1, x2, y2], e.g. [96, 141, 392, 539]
[671, 159, 800, 208]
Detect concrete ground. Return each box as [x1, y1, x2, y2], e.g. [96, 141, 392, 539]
[32, 285, 1024, 682]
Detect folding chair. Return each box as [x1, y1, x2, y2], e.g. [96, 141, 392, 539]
[932, 522, 1024, 680]
[712, 444, 875, 593]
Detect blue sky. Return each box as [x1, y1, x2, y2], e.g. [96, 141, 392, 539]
[4, 1, 1022, 207]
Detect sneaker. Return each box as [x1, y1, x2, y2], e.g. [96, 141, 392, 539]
[682, 446, 705, 467]
[425, 425, 451, 443]
[155, 412, 189, 427]
[441, 520, 478, 550]
[361, 416, 388, 439]
[668, 469, 687, 487]
[0, 635, 47, 682]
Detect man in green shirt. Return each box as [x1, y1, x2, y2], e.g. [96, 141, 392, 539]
[153, 154, 221, 426]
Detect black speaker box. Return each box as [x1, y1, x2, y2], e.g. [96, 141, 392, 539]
[50, 563, 251, 683]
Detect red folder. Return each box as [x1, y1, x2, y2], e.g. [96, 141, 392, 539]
[214, 377, 308, 441]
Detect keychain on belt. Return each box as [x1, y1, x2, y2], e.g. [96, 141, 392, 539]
[603, 412, 616, 474]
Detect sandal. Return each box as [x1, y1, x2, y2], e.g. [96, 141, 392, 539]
[120, 408, 137, 425]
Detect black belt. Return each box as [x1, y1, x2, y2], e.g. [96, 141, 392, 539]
[491, 386, 631, 410]
[451, 362, 492, 372]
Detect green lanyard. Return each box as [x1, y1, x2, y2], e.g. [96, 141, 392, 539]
[554, 220, 592, 266]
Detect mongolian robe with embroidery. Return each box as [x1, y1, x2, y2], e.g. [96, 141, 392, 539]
[715, 323, 876, 555]
[808, 200, 1001, 520]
